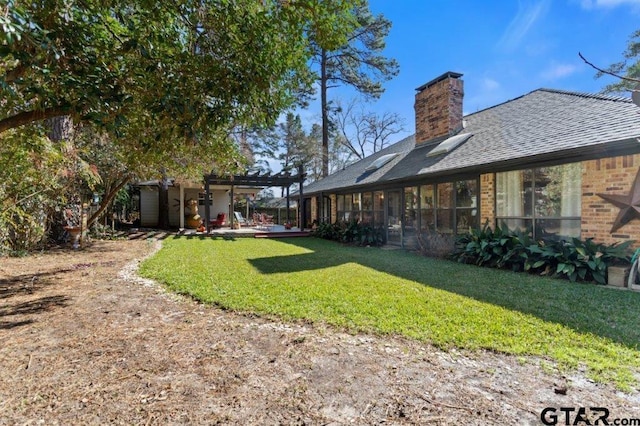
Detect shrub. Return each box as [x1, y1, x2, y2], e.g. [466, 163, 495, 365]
[452, 223, 533, 272]
[312, 222, 340, 241]
[527, 238, 632, 284]
[416, 230, 456, 258]
[312, 220, 386, 247]
[452, 224, 633, 284]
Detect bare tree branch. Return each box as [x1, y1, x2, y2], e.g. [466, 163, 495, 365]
[579, 52, 640, 85]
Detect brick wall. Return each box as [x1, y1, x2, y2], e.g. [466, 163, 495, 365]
[310, 196, 317, 224]
[582, 155, 640, 246]
[480, 173, 495, 226]
[330, 194, 337, 223]
[414, 73, 464, 145]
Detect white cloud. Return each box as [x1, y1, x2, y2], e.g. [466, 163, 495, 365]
[482, 77, 501, 91]
[540, 63, 578, 80]
[497, 0, 551, 52]
[580, 0, 640, 8]
[464, 75, 508, 114]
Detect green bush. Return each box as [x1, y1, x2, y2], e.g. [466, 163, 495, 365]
[312, 220, 386, 247]
[452, 223, 534, 272]
[312, 222, 341, 241]
[452, 224, 633, 284]
[527, 238, 632, 284]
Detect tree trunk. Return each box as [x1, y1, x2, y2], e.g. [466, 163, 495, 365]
[46, 116, 73, 141]
[87, 176, 130, 228]
[321, 49, 329, 178]
[158, 169, 170, 229]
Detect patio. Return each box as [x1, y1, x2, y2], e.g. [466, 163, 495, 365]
[187, 224, 310, 238]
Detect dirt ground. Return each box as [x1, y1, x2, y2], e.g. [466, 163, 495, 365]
[1, 238, 639, 425]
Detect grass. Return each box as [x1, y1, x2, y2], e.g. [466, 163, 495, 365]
[139, 236, 640, 390]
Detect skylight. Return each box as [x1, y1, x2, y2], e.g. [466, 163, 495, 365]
[364, 153, 399, 172]
[426, 133, 473, 157]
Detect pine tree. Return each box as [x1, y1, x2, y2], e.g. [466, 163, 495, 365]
[315, 1, 398, 177]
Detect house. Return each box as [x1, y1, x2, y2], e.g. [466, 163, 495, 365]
[136, 179, 262, 229]
[302, 71, 640, 248]
[135, 169, 305, 230]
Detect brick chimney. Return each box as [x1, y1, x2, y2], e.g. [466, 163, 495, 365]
[414, 71, 464, 145]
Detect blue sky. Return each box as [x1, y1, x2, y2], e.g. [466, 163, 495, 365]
[305, 0, 640, 142]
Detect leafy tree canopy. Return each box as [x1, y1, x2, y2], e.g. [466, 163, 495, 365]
[0, 0, 361, 176]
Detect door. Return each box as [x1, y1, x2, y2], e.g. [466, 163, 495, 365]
[386, 190, 402, 245]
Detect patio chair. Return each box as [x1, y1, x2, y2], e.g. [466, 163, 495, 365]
[252, 212, 262, 227]
[210, 212, 226, 228]
[233, 211, 248, 227]
[252, 212, 273, 230]
[262, 213, 274, 226]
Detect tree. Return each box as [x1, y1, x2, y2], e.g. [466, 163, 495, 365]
[332, 97, 405, 160]
[304, 123, 324, 183]
[314, 1, 399, 177]
[0, 125, 99, 252]
[1, 1, 361, 167]
[1, 1, 365, 245]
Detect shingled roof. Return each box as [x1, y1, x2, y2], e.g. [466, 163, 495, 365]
[304, 88, 640, 194]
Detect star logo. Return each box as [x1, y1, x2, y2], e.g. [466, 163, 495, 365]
[597, 168, 640, 233]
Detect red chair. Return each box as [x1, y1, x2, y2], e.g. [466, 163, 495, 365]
[210, 213, 226, 228]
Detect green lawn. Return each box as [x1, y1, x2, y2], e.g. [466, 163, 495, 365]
[139, 236, 640, 390]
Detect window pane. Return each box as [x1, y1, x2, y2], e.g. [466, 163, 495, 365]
[535, 163, 581, 217]
[437, 182, 454, 208]
[496, 170, 529, 217]
[536, 219, 581, 241]
[344, 194, 353, 211]
[420, 185, 434, 209]
[498, 218, 533, 235]
[387, 191, 402, 244]
[337, 195, 344, 212]
[420, 209, 435, 232]
[404, 187, 418, 232]
[373, 191, 384, 211]
[361, 211, 373, 224]
[456, 180, 477, 208]
[362, 192, 373, 210]
[436, 209, 454, 233]
[405, 187, 418, 210]
[456, 209, 478, 234]
[374, 211, 385, 228]
[353, 193, 361, 211]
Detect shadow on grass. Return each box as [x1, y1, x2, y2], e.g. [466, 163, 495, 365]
[249, 238, 640, 350]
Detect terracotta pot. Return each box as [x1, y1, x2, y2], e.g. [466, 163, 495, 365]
[64, 226, 82, 249]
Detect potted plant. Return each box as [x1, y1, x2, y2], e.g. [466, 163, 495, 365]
[63, 204, 82, 249]
[607, 264, 629, 288]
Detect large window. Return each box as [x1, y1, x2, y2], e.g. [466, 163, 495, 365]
[434, 180, 478, 234]
[419, 185, 435, 232]
[496, 163, 581, 240]
[333, 180, 478, 236]
[404, 186, 418, 237]
[336, 191, 385, 227]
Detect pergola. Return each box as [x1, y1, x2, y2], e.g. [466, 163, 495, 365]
[203, 164, 306, 231]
